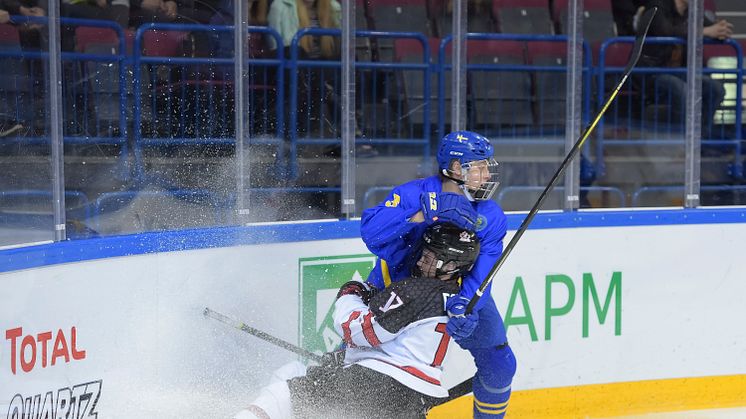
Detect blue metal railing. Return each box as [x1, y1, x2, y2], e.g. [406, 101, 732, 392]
[4, 19, 746, 224]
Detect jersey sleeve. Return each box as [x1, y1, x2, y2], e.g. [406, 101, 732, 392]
[360, 182, 424, 263]
[458, 204, 508, 310]
[333, 294, 399, 349]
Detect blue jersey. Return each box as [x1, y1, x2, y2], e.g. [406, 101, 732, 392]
[360, 175, 508, 311]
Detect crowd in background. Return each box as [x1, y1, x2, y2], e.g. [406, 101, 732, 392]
[0, 0, 739, 65]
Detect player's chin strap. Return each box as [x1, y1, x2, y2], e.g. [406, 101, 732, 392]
[440, 170, 477, 202]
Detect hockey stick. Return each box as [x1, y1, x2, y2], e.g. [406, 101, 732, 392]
[465, 7, 658, 314]
[205, 307, 475, 399]
[0, 123, 24, 138]
[204, 307, 325, 363]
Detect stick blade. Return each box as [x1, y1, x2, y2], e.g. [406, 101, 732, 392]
[623, 6, 658, 75]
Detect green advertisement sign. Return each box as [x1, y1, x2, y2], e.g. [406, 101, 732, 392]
[298, 254, 376, 355]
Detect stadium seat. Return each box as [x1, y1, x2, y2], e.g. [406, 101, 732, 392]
[0, 23, 20, 46]
[493, 0, 553, 34]
[394, 38, 443, 128]
[142, 30, 188, 57]
[467, 40, 533, 131]
[526, 41, 567, 127]
[367, 0, 433, 61]
[598, 41, 644, 121]
[553, 0, 616, 63]
[75, 27, 123, 136]
[430, 0, 495, 37]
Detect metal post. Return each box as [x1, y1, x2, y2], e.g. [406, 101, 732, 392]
[564, 0, 583, 211]
[48, 0, 66, 240]
[685, 0, 703, 208]
[451, 0, 467, 131]
[235, 0, 250, 220]
[341, 0, 356, 217]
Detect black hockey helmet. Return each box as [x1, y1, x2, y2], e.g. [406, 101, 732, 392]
[412, 223, 480, 281]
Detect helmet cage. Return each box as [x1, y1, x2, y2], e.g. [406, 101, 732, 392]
[458, 158, 500, 201]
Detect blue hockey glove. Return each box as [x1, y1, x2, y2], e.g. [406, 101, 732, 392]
[336, 280, 375, 304]
[445, 295, 479, 341]
[420, 192, 477, 230]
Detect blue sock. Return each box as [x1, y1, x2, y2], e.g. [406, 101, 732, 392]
[471, 345, 516, 418]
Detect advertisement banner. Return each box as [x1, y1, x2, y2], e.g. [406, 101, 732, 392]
[298, 255, 377, 355]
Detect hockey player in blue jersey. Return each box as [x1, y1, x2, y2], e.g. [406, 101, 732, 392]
[360, 130, 517, 418]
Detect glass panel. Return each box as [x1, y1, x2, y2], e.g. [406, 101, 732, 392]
[286, 26, 343, 220]
[596, 38, 698, 209]
[699, 40, 745, 206]
[354, 27, 433, 217]
[0, 11, 55, 247]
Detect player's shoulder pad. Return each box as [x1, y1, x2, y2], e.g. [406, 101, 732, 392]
[369, 277, 459, 334]
[397, 176, 439, 194]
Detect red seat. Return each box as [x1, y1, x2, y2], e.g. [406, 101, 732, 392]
[599, 42, 631, 67]
[552, 0, 613, 22]
[367, 0, 432, 34]
[466, 39, 525, 62]
[526, 41, 566, 64]
[0, 23, 21, 48]
[393, 37, 441, 63]
[141, 30, 188, 57]
[493, 0, 553, 34]
[75, 27, 119, 53]
[493, 0, 548, 14]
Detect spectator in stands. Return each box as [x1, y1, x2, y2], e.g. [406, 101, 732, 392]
[129, 0, 179, 26]
[268, 0, 342, 139]
[267, 0, 340, 59]
[130, 0, 224, 29]
[0, 0, 47, 49]
[611, 0, 647, 36]
[209, 0, 269, 57]
[639, 0, 731, 135]
[61, 0, 129, 28]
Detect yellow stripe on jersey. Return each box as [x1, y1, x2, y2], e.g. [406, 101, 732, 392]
[381, 259, 392, 288]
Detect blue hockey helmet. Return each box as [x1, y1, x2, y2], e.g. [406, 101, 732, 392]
[436, 131, 500, 201]
[437, 130, 494, 170]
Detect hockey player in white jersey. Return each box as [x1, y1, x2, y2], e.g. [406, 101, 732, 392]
[234, 223, 480, 419]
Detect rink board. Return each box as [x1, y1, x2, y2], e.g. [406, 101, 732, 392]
[1, 209, 746, 418]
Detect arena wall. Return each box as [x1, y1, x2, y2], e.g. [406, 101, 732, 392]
[1, 209, 745, 418]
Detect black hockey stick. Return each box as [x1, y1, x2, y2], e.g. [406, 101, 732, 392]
[465, 7, 658, 314]
[204, 307, 325, 363]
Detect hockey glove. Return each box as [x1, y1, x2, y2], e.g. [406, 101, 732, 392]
[445, 295, 479, 342]
[336, 280, 375, 305]
[420, 192, 477, 230]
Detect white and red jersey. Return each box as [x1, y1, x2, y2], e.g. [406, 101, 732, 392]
[332, 278, 459, 398]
